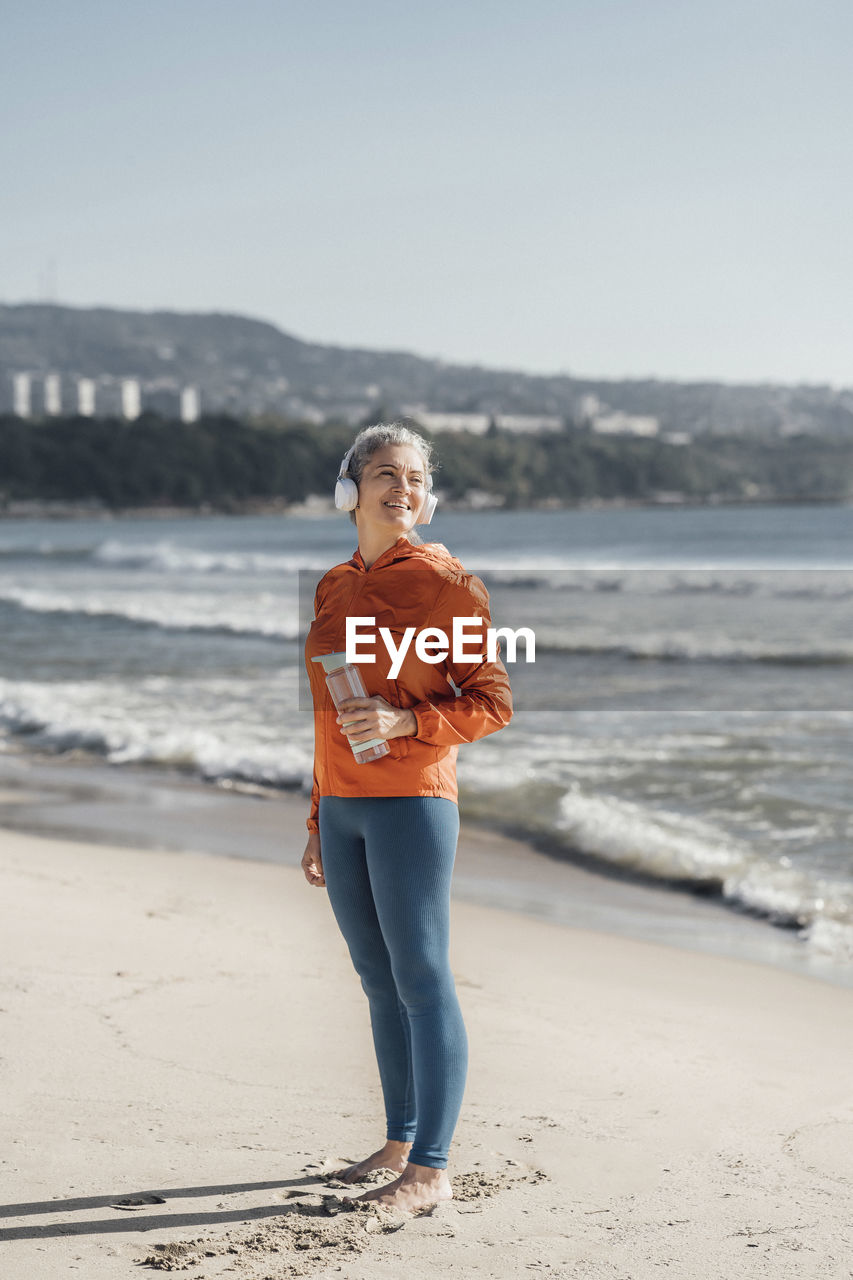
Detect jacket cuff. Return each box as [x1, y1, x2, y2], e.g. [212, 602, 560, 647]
[410, 700, 455, 745]
[411, 704, 429, 741]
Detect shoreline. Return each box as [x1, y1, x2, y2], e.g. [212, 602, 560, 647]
[1, 745, 849, 990]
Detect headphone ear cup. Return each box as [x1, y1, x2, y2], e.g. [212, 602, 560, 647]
[334, 476, 359, 511]
[418, 491, 438, 525]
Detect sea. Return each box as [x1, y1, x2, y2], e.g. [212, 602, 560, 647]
[1, 502, 851, 970]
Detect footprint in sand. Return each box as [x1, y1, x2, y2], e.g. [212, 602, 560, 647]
[783, 1119, 853, 1185]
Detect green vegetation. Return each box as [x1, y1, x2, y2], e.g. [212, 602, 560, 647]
[1, 413, 851, 511]
[433, 428, 853, 505]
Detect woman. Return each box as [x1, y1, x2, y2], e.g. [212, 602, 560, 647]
[302, 422, 512, 1213]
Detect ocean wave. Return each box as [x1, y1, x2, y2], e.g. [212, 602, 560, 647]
[0, 677, 312, 789]
[660, 575, 850, 600]
[92, 538, 329, 574]
[533, 629, 853, 665]
[0, 586, 299, 640]
[23, 581, 849, 662]
[554, 788, 747, 883]
[552, 789, 853, 960]
[478, 569, 853, 612]
[456, 763, 853, 964]
[0, 536, 336, 574]
[4, 664, 852, 964]
[6, 537, 852, 600]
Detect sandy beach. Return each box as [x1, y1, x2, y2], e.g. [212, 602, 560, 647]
[2, 806, 853, 1279]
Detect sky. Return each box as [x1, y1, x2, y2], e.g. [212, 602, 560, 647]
[2, 0, 852, 386]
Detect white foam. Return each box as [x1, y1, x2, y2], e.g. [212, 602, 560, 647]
[800, 916, 853, 963]
[556, 788, 748, 882]
[0, 676, 313, 789]
[92, 538, 328, 574]
[721, 861, 817, 925]
[463, 769, 853, 964]
[0, 585, 300, 639]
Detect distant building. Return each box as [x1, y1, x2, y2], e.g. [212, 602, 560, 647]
[405, 409, 563, 436]
[575, 393, 602, 423]
[591, 411, 659, 438]
[405, 411, 491, 435]
[494, 414, 563, 434]
[77, 378, 96, 417]
[13, 372, 32, 418]
[44, 373, 62, 415]
[121, 379, 141, 421]
[180, 385, 200, 423]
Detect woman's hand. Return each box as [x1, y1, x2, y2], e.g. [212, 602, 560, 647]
[336, 696, 417, 745]
[301, 833, 325, 888]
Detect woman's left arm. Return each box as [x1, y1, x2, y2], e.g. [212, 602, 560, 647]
[406, 574, 513, 746]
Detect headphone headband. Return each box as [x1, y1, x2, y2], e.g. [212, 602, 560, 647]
[338, 445, 355, 480]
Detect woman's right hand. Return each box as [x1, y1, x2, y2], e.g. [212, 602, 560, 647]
[301, 833, 326, 888]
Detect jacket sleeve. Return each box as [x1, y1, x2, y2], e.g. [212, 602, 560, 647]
[409, 573, 513, 746]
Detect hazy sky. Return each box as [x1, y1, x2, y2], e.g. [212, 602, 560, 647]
[3, 0, 852, 385]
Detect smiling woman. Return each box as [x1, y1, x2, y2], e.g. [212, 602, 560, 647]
[336, 427, 437, 558]
[301, 422, 513, 1215]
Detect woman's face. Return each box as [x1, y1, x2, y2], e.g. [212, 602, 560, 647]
[354, 443, 429, 534]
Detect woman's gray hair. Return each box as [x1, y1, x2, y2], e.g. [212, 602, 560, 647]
[345, 422, 436, 529]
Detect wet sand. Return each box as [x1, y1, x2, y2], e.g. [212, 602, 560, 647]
[0, 748, 846, 988]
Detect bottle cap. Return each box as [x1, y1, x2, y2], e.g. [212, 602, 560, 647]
[310, 652, 349, 674]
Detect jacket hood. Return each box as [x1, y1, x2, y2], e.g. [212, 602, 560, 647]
[350, 536, 464, 574]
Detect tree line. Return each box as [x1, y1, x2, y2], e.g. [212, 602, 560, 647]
[1, 412, 851, 510]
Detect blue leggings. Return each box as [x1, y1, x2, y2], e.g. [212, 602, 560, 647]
[318, 795, 467, 1170]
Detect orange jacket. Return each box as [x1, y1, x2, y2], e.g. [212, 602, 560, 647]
[304, 536, 513, 831]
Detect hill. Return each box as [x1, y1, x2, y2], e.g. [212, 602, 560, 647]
[1, 302, 852, 437]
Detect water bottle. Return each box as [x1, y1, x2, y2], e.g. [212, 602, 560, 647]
[311, 652, 390, 763]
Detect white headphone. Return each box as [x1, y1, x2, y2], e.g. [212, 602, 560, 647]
[334, 445, 438, 525]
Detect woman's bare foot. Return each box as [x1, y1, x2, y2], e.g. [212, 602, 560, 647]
[342, 1161, 453, 1212]
[331, 1139, 412, 1185]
